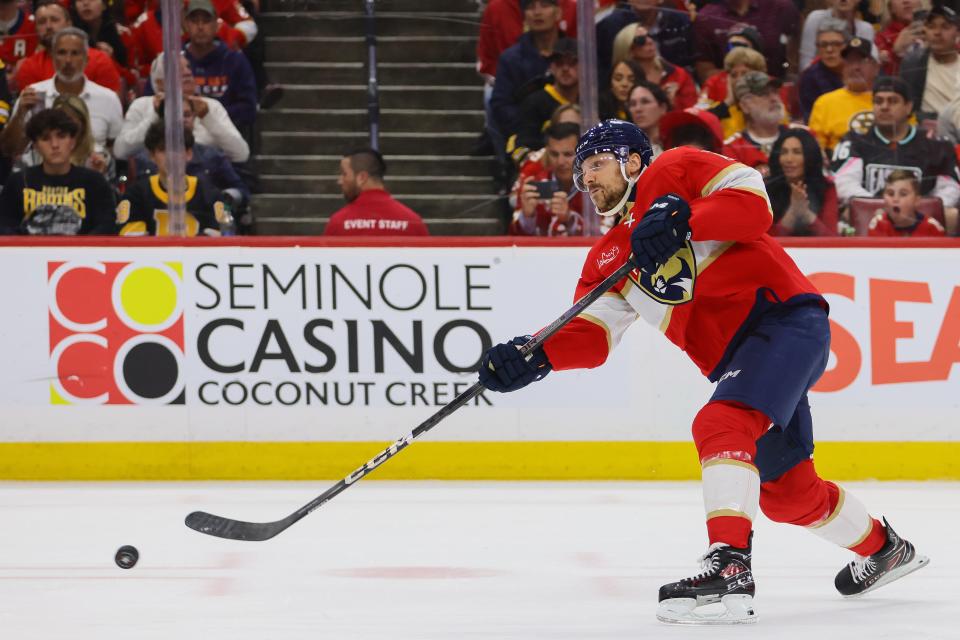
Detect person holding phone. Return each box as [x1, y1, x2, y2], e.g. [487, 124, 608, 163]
[509, 121, 584, 236]
[876, 0, 926, 75]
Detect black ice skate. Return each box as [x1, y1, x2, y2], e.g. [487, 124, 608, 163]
[656, 535, 758, 625]
[835, 517, 929, 597]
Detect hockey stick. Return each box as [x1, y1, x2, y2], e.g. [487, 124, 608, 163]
[185, 259, 636, 541]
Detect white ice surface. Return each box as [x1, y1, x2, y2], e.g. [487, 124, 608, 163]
[0, 481, 954, 639]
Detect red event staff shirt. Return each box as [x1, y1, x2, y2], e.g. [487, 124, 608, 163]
[324, 189, 429, 237]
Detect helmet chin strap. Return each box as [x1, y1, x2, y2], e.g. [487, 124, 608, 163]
[595, 163, 642, 217]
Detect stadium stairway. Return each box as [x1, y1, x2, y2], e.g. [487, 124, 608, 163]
[254, 0, 505, 235]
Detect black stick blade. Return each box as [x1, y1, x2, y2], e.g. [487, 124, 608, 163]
[184, 510, 291, 542]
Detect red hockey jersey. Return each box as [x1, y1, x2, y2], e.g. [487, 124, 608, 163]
[0, 8, 37, 68]
[542, 147, 821, 379]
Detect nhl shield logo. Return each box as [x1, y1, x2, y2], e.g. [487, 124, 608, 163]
[629, 242, 696, 305]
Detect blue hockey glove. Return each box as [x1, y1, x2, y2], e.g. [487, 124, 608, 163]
[478, 336, 552, 393]
[630, 193, 692, 272]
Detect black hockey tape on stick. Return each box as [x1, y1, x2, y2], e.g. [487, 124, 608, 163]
[184, 259, 636, 541]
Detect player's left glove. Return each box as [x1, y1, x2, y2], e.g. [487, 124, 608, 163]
[630, 193, 692, 272]
[478, 336, 552, 393]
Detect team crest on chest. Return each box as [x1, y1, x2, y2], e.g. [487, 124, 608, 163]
[628, 242, 696, 305]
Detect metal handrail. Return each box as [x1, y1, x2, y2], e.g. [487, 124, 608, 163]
[365, 0, 380, 150]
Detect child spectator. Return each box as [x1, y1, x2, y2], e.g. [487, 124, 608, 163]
[182, 0, 257, 135]
[116, 120, 225, 237]
[325, 148, 429, 237]
[12, 0, 120, 94]
[509, 122, 583, 236]
[765, 128, 840, 237]
[612, 23, 696, 111]
[868, 169, 947, 237]
[0, 108, 115, 235]
[0, 0, 38, 69]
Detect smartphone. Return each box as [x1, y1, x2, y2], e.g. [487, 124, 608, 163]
[32, 90, 46, 115]
[529, 179, 559, 200]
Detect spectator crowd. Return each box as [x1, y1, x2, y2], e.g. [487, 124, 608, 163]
[480, 0, 960, 238]
[0, 0, 278, 237]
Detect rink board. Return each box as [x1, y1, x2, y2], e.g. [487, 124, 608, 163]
[0, 237, 957, 480]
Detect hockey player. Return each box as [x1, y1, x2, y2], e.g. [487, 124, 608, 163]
[477, 119, 929, 625]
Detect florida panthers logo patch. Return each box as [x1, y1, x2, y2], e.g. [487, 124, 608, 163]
[629, 242, 696, 305]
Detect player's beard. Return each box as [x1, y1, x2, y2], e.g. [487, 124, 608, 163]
[589, 175, 629, 212]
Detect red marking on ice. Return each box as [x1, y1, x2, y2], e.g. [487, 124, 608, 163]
[324, 566, 503, 579]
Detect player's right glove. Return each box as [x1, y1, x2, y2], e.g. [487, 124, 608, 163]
[478, 336, 552, 393]
[630, 193, 692, 272]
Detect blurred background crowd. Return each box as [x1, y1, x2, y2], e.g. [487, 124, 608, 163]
[0, 0, 959, 238]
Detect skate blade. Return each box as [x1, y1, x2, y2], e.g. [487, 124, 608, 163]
[843, 554, 930, 599]
[657, 594, 758, 625]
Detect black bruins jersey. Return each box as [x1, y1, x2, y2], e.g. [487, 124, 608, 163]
[831, 125, 960, 196]
[117, 174, 226, 236]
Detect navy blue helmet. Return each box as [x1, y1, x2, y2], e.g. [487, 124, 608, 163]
[573, 119, 654, 192]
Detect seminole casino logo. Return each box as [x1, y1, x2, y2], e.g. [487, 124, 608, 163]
[48, 261, 185, 405]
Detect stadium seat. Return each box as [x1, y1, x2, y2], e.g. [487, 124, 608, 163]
[848, 197, 946, 236]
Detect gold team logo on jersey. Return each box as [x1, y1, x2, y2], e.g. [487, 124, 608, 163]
[849, 110, 874, 135]
[628, 241, 696, 305]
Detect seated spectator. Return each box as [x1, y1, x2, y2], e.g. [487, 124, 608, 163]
[832, 76, 960, 233]
[0, 108, 115, 235]
[509, 122, 583, 236]
[0, 57, 11, 182]
[692, 0, 802, 80]
[800, 0, 875, 71]
[876, 0, 925, 75]
[128, 101, 250, 223]
[130, 0, 258, 75]
[0, 0, 39, 70]
[490, 1, 570, 148]
[551, 102, 582, 127]
[764, 128, 839, 236]
[70, 0, 137, 92]
[325, 148, 429, 236]
[114, 53, 249, 163]
[722, 72, 791, 175]
[12, 0, 120, 94]
[513, 39, 579, 164]
[477, 0, 575, 83]
[660, 107, 724, 152]
[697, 47, 775, 138]
[599, 59, 640, 121]
[612, 23, 696, 110]
[627, 79, 669, 155]
[798, 19, 849, 122]
[809, 36, 878, 155]
[868, 169, 947, 236]
[595, 0, 694, 79]
[52, 93, 105, 173]
[117, 121, 225, 237]
[183, 0, 257, 135]
[1, 28, 123, 168]
[937, 93, 960, 143]
[696, 27, 764, 105]
[900, 4, 960, 121]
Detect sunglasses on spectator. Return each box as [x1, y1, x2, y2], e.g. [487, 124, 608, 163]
[725, 41, 750, 52]
[632, 35, 648, 47]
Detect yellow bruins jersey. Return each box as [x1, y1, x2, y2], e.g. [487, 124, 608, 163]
[117, 174, 227, 236]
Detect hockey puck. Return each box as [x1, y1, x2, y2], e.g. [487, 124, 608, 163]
[115, 545, 139, 569]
